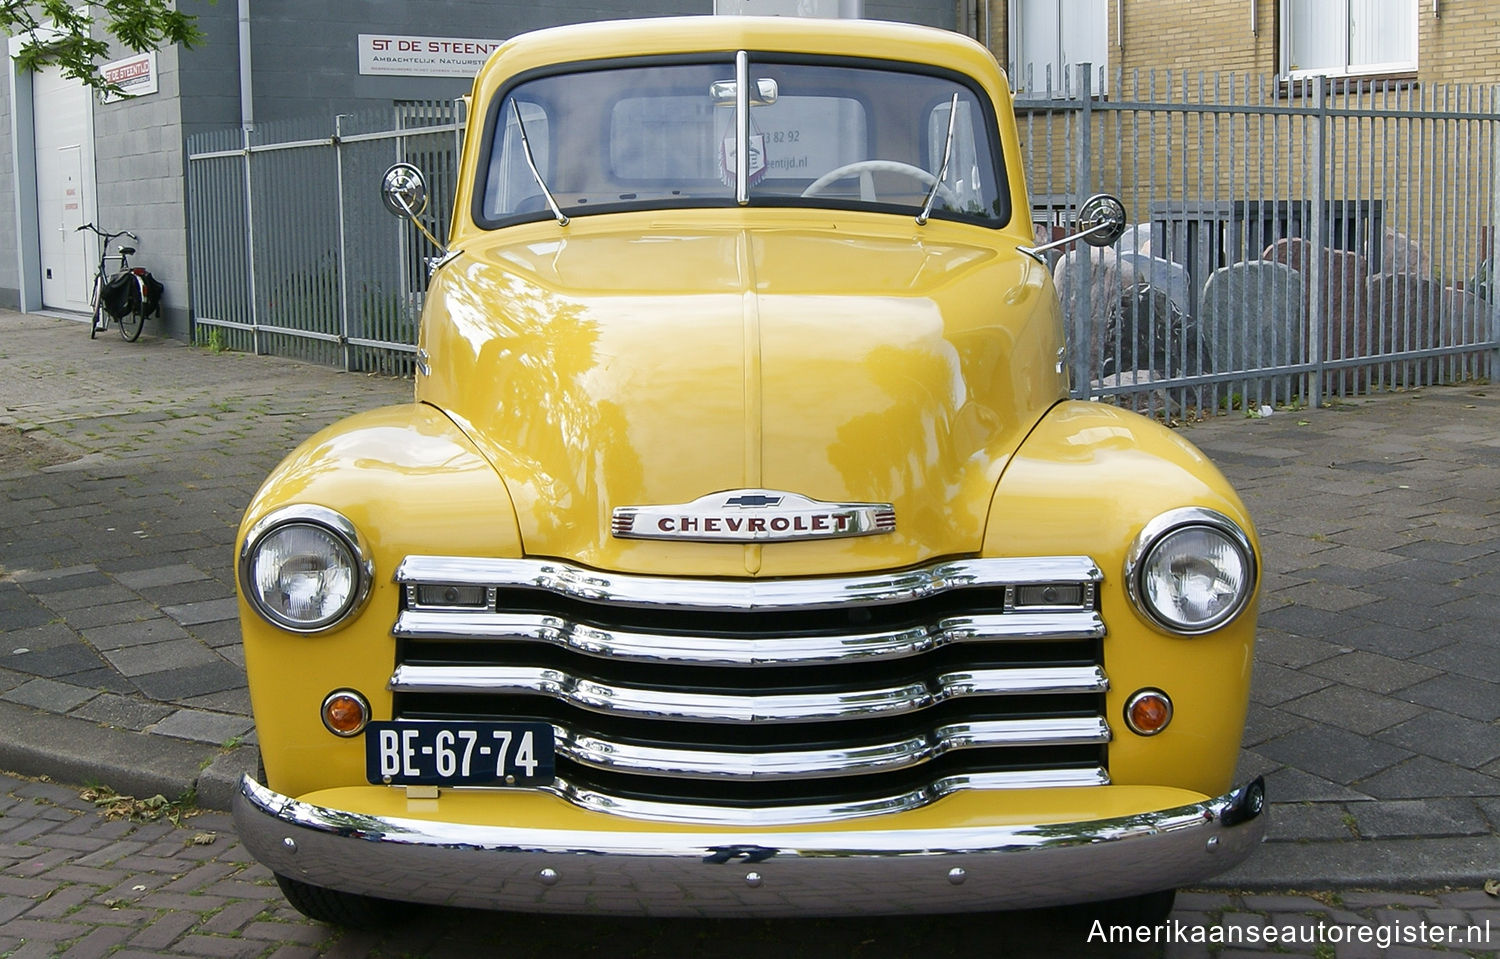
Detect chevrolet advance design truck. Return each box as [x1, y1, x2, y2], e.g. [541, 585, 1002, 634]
[233, 15, 1265, 926]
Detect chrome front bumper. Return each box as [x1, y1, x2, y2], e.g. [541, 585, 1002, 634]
[234, 775, 1267, 917]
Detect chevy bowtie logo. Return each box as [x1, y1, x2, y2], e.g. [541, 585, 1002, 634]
[612, 489, 895, 543]
[724, 494, 783, 508]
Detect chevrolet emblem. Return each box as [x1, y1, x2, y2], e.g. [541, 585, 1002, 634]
[612, 489, 895, 543]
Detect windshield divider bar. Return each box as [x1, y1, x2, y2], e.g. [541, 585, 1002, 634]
[736, 51, 750, 206]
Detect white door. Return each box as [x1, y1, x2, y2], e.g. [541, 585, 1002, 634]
[34, 65, 95, 313]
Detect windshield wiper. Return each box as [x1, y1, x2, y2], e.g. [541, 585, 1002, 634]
[917, 93, 960, 226]
[510, 98, 568, 226]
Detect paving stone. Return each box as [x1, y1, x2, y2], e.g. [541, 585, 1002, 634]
[148, 709, 253, 745]
[1249, 662, 1334, 707]
[83, 619, 192, 651]
[1347, 798, 1493, 839]
[2, 643, 109, 680]
[1376, 711, 1500, 770]
[1398, 674, 1500, 722]
[161, 597, 239, 627]
[1280, 684, 1427, 735]
[1258, 724, 1412, 784]
[130, 660, 246, 701]
[1, 678, 99, 712]
[1356, 755, 1500, 799]
[68, 694, 176, 731]
[1300, 650, 1443, 694]
[101, 639, 222, 678]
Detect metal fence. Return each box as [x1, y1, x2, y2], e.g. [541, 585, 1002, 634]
[186, 100, 463, 375]
[186, 73, 1500, 410]
[1023, 67, 1500, 415]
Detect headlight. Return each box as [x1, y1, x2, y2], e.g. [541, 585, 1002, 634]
[1126, 507, 1256, 635]
[240, 506, 372, 633]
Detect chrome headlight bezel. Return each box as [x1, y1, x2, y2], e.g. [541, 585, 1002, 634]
[239, 505, 373, 634]
[1124, 507, 1257, 636]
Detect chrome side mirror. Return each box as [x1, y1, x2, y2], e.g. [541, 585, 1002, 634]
[1075, 194, 1127, 247]
[380, 163, 452, 268]
[1019, 193, 1128, 260]
[381, 162, 429, 219]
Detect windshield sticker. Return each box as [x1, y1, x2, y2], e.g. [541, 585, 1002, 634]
[719, 133, 768, 189]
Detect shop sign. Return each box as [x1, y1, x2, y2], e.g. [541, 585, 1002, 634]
[101, 52, 157, 101]
[359, 34, 502, 78]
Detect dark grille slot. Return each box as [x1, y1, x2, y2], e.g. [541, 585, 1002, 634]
[393, 640, 1103, 690]
[389, 555, 1111, 819]
[394, 694, 1106, 747]
[549, 751, 1108, 808]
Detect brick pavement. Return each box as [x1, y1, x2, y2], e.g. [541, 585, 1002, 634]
[0, 309, 1497, 895]
[2, 769, 1495, 958]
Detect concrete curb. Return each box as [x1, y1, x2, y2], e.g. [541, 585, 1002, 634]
[0, 699, 255, 811]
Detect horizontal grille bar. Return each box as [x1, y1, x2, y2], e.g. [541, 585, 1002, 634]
[389, 664, 1109, 723]
[394, 555, 1101, 612]
[553, 717, 1111, 780]
[393, 610, 1105, 665]
[540, 768, 1111, 824]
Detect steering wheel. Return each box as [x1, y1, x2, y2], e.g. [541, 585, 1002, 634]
[801, 160, 959, 207]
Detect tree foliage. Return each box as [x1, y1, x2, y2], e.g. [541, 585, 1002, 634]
[8, 0, 202, 94]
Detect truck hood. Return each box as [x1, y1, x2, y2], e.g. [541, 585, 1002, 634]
[417, 217, 1064, 576]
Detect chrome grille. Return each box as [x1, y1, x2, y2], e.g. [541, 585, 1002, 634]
[390, 556, 1110, 821]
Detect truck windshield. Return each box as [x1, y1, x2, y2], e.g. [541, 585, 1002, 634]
[478, 56, 1009, 227]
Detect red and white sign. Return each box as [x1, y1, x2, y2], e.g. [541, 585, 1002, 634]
[101, 52, 157, 101]
[359, 34, 502, 78]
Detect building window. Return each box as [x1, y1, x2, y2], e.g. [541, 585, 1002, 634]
[1282, 0, 1417, 78]
[1009, 0, 1108, 98]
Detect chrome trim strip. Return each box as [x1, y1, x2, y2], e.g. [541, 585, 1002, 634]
[392, 610, 1105, 665]
[389, 665, 1108, 723]
[541, 768, 1110, 824]
[549, 716, 1110, 779]
[233, 776, 1267, 915]
[393, 555, 1103, 612]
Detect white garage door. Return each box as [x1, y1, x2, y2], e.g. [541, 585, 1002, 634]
[34, 65, 95, 313]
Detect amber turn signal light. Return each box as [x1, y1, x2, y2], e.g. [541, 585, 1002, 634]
[1124, 689, 1173, 736]
[321, 689, 370, 737]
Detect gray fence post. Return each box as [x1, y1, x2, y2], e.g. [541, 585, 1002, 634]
[1306, 79, 1327, 409]
[241, 126, 261, 356]
[335, 114, 352, 372]
[1490, 86, 1500, 382]
[1071, 63, 1095, 399]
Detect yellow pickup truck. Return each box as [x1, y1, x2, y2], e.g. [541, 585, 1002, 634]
[232, 15, 1265, 927]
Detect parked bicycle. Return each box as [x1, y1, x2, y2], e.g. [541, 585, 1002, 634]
[76, 222, 162, 341]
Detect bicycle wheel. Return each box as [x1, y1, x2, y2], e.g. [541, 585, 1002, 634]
[89, 277, 104, 339]
[119, 277, 145, 342]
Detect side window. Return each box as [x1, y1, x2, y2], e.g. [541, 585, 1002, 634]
[1282, 0, 1417, 78]
[1009, 0, 1108, 98]
[485, 100, 548, 218]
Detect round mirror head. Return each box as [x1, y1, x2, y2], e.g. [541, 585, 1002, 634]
[381, 163, 429, 219]
[1078, 193, 1127, 248]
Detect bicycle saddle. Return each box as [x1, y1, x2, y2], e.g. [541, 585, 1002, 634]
[118, 246, 136, 256]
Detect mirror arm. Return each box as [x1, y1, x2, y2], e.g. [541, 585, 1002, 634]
[1018, 220, 1117, 259]
[395, 194, 449, 252]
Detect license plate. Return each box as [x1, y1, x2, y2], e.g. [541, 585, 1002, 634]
[365, 721, 556, 787]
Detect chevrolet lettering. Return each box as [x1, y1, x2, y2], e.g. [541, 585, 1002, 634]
[234, 16, 1266, 929]
[612, 489, 895, 542]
